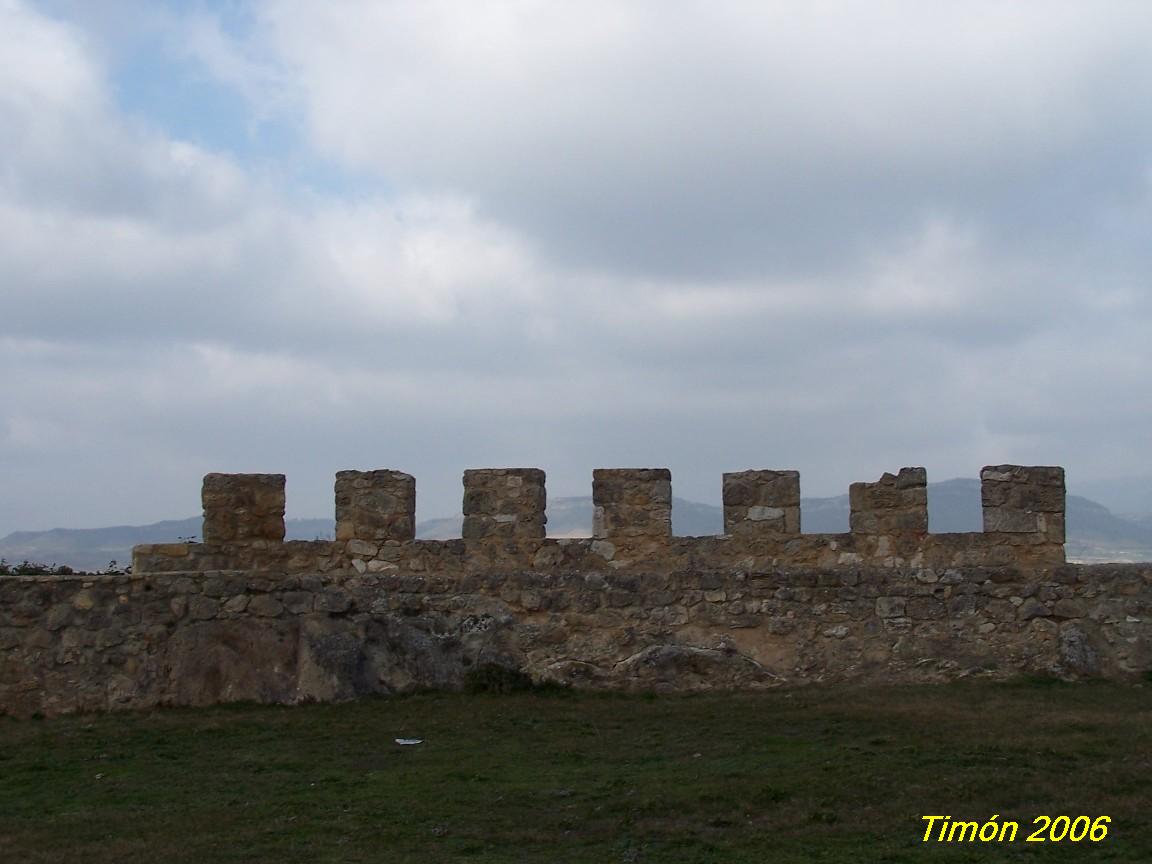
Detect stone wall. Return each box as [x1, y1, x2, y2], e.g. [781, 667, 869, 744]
[462, 468, 546, 540]
[722, 470, 801, 537]
[4, 462, 1145, 718]
[334, 470, 415, 544]
[2, 560, 1148, 717]
[592, 468, 672, 547]
[981, 465, 1066, 544]
[201, 473, 285, 546]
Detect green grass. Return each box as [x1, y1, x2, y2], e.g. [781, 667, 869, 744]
[1, 680, 1150, 862]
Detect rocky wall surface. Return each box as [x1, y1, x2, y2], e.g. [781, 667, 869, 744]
[2, 560, 1149, 717]
[0, 463, 1096, 717]
[982, 465, 1066, 544]
[593, 469, 673, 542]
[334, 470, 416, 543]
[201, 473, 285, 546]
[850, 467, 929, 536]
[462, 468, 547, 540]
[722, 470, 802, 536]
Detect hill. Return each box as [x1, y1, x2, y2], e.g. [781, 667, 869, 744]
[0, 518, 334, 573]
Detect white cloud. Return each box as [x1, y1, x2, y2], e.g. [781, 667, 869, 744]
[1, 0, 1151, 538]
[258, 0, 1152, 276]
[308, 196, 541, 323]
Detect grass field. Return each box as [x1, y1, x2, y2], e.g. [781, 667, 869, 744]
[1, 679, 1150, 863]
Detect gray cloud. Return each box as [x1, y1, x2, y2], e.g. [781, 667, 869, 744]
[266, 1, 1152, 276]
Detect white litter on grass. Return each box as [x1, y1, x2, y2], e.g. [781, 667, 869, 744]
[395, 738, 424, 746]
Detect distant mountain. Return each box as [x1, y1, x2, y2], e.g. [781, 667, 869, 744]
[417, 480, 1152, 563]
[795, 478, 1152, 562]
[3, 480, 1150, 570]
[415, 481, 992, 538]
[414, 496, 725, 539]
[0, 518, 334, 573]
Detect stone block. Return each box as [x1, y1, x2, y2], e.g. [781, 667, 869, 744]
[335, 470, 416, 543]
[981, 465, 1065, 543]
[202, 473, 285, 545]
[592, 468, 672, 540]
[876, 596, 907, 618]
[849, 468, 928, 536]
[462, 469, 546, 540]
[723, 470, 801, 535]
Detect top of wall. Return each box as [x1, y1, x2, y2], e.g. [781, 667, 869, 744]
[133, 465, 1067, 576]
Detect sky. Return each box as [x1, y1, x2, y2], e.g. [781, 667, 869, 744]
[2, 0, 1151, 536]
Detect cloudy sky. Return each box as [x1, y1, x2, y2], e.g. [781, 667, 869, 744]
[2, 0, 1151, 536]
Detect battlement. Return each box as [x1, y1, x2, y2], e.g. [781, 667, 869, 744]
[7, 462, 1151, 720]
[133, 464, 1066, 575]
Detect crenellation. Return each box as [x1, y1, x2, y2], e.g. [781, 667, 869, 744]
[137, 462, 1071, 575]
[462, 468, 546, 540]
[849, 467, 929, 536]
[1, 460, 1116, 718]
[334, 469, 416, 543]
[981, 465, 1065, 543]
[723, 469, 801, 535]
[201, 473, 285, 546]
[592, 468, 672, 541]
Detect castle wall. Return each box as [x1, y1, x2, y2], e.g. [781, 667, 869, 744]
[1, 560, 1148, 717]
[3, 463, 1147, 717]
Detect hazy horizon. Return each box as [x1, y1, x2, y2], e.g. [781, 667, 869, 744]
[4, 475, 1148, 537]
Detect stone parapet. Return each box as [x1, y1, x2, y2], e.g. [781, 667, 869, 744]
[201, 473, 285, 546]
[335, 470, 416, 543]
[592, 468, 672, 541]
[723, 470, 801, 536]
[849, 467, 928, 536]
[462, 469, 546, 540]
[139, 464, 1071, 574]
[982, 465, 1065, 544]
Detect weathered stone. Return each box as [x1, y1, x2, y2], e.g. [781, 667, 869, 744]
[345, 539, 379, 557]
[315, 589, 352, 614]
[188, 596, 220, 621]
[593, 468, 672, 541]
[1017, 598, 1050, 620]
[282, 591, 314, 614]
[947, 595, 977, 616]
[335, 470, 415, 543]
[247, 595, 284, 618]
[981, 465, 1065, 545]
[462, 469, 546, 540]
[1058, 624, 1100, 675]
[984, 509, 1041, 533]
[849, 468, 928, 536]
[3, 557, 1151, 716]
[202, 473, 285, 545]
[723, 470, 801, 536]
[222, 595, 250, 614]
[46, 604, 72, 631]
[203, 575, 247, 598]
[876, 597, 906, 618]
[1052, 598, 1086, 619]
